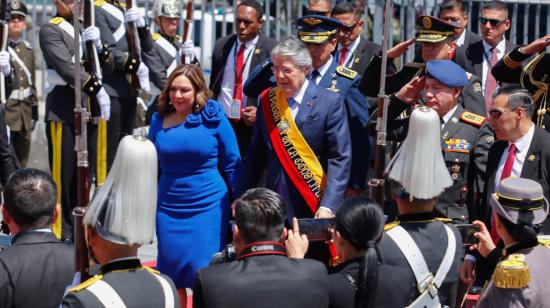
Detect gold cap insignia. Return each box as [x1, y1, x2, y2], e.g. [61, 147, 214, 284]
[423, 16, 432, 30]
[303, 17, 322, 26]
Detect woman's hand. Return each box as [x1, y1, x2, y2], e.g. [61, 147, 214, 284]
[469, 220, 496, 258]
[285, 217, 309, 259]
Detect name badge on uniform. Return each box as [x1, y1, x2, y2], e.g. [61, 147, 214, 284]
[229, 99, 242, 119]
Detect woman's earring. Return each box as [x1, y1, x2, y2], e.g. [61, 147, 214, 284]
[195, 103, 200, 111]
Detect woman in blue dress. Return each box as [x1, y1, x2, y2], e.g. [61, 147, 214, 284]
[148, 64, 241, 296]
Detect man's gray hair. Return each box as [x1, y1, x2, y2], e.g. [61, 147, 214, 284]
[271, 36, 312, 68]
[494, 86, 535, 118]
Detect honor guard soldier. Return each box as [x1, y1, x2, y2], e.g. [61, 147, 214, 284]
[476, 178, 550, 307]
[62, 136, 179, 307]
[388, 60, 493, 223]
[383, 106, 463, 307]
[492, 34, 550, 132]
[142, 0, 198, 123]
[40, 0, 112, 240]
[360, 15, 487, 117]
[4, 1, 37, 167]
[94, 0, 153, 169]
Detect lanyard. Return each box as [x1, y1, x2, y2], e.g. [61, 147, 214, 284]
[233, 41, 254, 82]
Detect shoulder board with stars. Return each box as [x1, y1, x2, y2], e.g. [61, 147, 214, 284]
[152, 33, 161, 41]
[49, 17, 64, 25]
[335, 66, 357, 79]
[95, 0, 106, 7]
[69, 275, 104, 292]
[460, 111, 486, 127]
[384, 221, 400, 231]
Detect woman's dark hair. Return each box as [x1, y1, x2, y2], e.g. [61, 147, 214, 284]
[157, 64, 212, 117]
[497, 214, 539, 243]
[335, 196, 384, 308]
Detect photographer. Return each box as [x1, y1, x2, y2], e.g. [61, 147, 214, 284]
[286, 196, 414, 307]
[193, 188, 329, 308]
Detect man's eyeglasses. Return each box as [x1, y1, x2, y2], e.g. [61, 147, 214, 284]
[488, 107, 520, 119]
[271, 66, 298, 75]
[479, 16, 505, 27]
[339, 21, 360, 33]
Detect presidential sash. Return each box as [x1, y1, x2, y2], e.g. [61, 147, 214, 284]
[260, 87, 326, 214]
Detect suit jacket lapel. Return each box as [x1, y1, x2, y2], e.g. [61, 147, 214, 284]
[521, 127, 541, 178]
[295, 82, 317, 130]
[249, 35, 265, 72]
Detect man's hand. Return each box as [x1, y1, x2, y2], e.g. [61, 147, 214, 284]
[285, 217, 309, 259]
[387, 38, 416, 60]
[0, 51, 11, 77]
[242, 106, 257, 126]
[136, 63, 151, 92]
[315, 208, 334, 219]
[469, 220, 496, 258]
[125, 7, 145, 28]
[82, 26, 102, 51]
[395, 76, 425, 105]
[96, 87, 111, 121]
[459, 259, 476, 284]
[179, 39, 196, 62]
[519, 34, 550, 55]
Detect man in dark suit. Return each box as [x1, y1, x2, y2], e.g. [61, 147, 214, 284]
[210, 0, 277, 156]
[460, 86, 550, 288]
[238, 36, 351, 262]
[194, 188, 329, 308]
[455, 1, 515, 115]
[0, 168, 74, 308]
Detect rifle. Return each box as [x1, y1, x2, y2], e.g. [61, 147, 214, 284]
[0, 0, 9, 104]
[125, 0, 141, 89]
[83, 0, 101, 120]
[369, 0, 393, 208]
[72, 0, 91, 281]
[181, 0, 193, 64]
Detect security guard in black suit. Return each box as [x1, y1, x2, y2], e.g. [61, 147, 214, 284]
[360, 15, 487, 117]
[387, 60, 493, 223]
[40, 0, 113, 240]
[492, 34, 550, 132]
[62, 136, 179, 307]
[4, 1, 37, 167]
[94, 0, 153, 170]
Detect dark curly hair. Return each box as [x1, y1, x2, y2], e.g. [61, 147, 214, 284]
[157, 64, 213, 117]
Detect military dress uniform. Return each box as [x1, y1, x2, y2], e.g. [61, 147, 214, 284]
[94, 0, 153, 169]
[492, 48, 550, 132]
[39, 15, 113, 240]
[5, 38, 37, 167]
[62, 258, 179, 307]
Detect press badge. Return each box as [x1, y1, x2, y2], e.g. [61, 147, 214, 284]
[229, 99, 242, 119]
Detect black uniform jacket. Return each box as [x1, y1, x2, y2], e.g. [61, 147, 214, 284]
[0, 230, 74, 308]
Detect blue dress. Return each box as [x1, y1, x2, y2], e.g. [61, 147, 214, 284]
[148, 100, 241, 288]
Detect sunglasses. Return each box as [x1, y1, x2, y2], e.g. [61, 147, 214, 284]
[479, 16, 505, 27]
[339, 21, 360, 33]
[488, 107, 520, 119]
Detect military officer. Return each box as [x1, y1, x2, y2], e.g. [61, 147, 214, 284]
[388, 60, 493, 223]
[360, 15, 487, 117]
[62, 136, 179, 307]
[244, 15, 370, 196]
[142, 0, 198, 123]
[475, 177, 550, 307]
[4, 1, 37, 167]
[94, 0, 153, 170]
[39, 0, 112, 240]
[492, 33, 550, 132]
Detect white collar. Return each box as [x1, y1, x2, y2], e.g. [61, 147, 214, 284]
[455, 30, 466, 47]
[509, 123, 535, 153]
[291, 79, 309, 105]
[483, 38, 506, 55]
[314, 55, 334, 78]
[338, 36, 360, 54]
[237, 35, 260, 50]
[442, 104, 459, 125]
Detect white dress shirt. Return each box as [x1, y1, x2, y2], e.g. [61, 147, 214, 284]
[218, 35, 260, 116]
[337, 36, 360, 67]
[289, 80, 309, 120]
[311, 55, 333, 85]
[481, 39, 506, 92]
[455, 30, 466, 47]
[441, 105, 459, 129]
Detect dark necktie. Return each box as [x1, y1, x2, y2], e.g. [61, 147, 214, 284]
[484, 47, 499, 114]
[309, 70, 320, 83]
[233, 43, 246, 101]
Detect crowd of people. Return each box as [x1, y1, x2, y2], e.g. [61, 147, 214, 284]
[0, 0, 550, 307]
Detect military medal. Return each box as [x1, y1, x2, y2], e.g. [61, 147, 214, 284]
[451, 163, 460, 180]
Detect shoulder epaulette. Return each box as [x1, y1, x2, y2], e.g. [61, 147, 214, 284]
[460, 111, 486, 127]
[49, 17, 64, 25]
[94, 0, 106, 7]
[384, 221, 400, 231]
[435, 217, 453, 223]
[335, 66, 357, 79]
[143, 266, 160, 275]
[492, 254, 531, 289]
[69, 275, 103, 293]
[152, 33, 161, 41]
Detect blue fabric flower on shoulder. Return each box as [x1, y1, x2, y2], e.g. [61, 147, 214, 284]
[185, 112, 202, 127]
[201, 100, 223, 123]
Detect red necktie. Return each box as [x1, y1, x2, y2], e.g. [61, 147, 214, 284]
[484, 47, 499, 114]
[491, 143, 517, 243]
[233, 43, 246, 101]
[339, 47, 348, 66]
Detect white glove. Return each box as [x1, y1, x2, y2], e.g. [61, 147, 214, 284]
[125, 7, 145, 28]
[136, 62, 150, 92]
[82, 26, 102, 51]
[96, 87, 111, 121]
[179, 39, 195, 62]
[0, 51, 11, 77]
